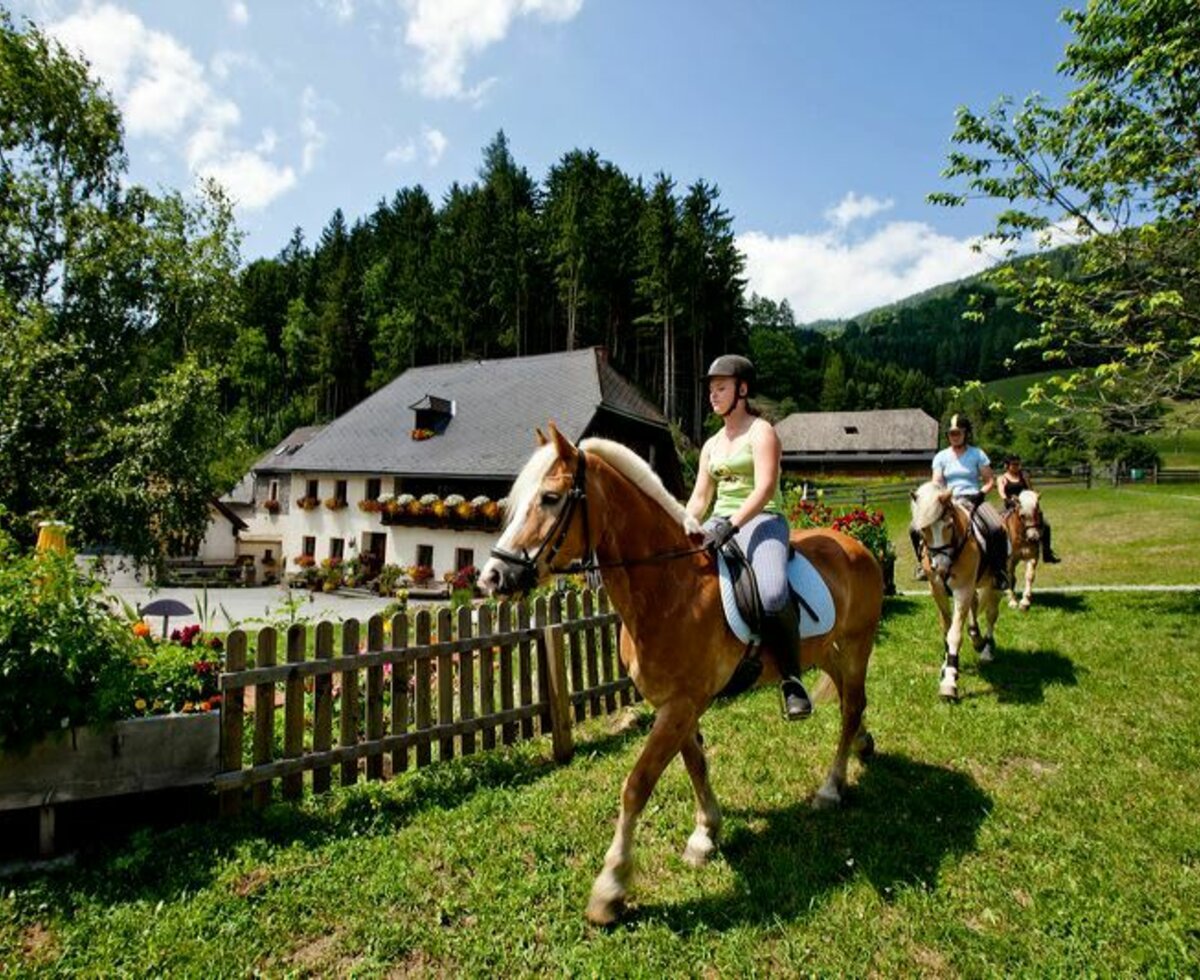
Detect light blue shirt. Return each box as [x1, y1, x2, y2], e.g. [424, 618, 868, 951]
[932, 445, 991, 497]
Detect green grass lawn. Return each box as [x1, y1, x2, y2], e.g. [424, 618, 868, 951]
[878, 482, 1200, 588]
[3, 586, 1199, 976]
[2, 488, 1198, 975]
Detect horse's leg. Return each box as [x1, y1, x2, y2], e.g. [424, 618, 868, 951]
[978, 585, 1001, 662]
[967, 591, 984, 650]
[1007, 554, 1020, 609]
[1020, 555, 1037, 611]
[586, 700, 698, 925]
[814, 650, 869, 810]
[940, 586, 973, 700]
[679, 726, 721, 867]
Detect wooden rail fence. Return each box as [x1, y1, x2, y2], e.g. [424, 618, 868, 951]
[216, 589, 635, 814]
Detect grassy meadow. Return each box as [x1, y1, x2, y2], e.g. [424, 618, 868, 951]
[2, 489, 1199, 976]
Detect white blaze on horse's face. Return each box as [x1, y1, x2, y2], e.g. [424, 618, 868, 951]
[912, 483, 956, 578]
[480, 443, 573, 595]
[1017, 490, 1042, 543]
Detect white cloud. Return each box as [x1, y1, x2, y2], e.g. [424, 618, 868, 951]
[422, 126, 447, 165]
[228, 1, 249, 26]
[401, 0, 584, 100]
[46, 3, 298, 211]
[824, 191, 894, 229]
[299, 86, 327, 174]
[385, 140, 417, 165]
[316, 0, 355, 23]
[739, 209, 996, 322]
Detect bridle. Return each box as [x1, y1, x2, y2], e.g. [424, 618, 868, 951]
[489, 449, 708, 592]
[921, 497, 968, 568]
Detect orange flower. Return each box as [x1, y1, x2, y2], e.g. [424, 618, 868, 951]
[132, 621, 151, 638]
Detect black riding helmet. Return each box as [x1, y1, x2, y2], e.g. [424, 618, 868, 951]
[702, 354, 756, 397]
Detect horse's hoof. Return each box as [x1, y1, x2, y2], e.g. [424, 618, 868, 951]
[939, 666, 959, 700]
[812, 784, 842, 810]
[854, 731, 875, 760]
[1008, 598, 1019, 609]
[585, 895, 625, 927]
[682, 830, 717, 867]
[1019, 600, 1031, 612]
[978, 643, 994, 665]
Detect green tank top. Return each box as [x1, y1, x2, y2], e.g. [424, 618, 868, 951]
[708, 438, 785, 519]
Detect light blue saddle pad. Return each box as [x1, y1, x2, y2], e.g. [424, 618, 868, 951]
[716, 550, 836, 645]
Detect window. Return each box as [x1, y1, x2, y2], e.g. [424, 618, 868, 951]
[455, 548, 474, 570]
[302, 536, 316, 557]
[335, 479, 347, 504]
[268, 479, 279, 502]
[365, 477, 381, 501]
[843, 426, 859, 435]
[306, 479, 319, 499]
[416, 544, 433, 568]
[330, 538, 345, 560]
[393, 476, 404, 496]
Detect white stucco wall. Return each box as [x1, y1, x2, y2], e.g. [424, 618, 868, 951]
[237, 472, 500, 576]
[196, 505, 239, 562]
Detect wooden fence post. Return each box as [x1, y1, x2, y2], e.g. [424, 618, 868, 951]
[252, 627, 276, 809]
[339, 619, 360, 786]
[282, 624, 306, 800]
[219, 629, 246, 816]
[366, 616, 385, 781]
[312, 621, 334, 794]
[542, 624, 575, 763]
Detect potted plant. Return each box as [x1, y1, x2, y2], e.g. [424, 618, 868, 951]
[323, 496, 347, 511]
[296, 495, 319, 511]
[263, 498, 281, 514]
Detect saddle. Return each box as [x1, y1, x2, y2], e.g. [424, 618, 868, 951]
[714, 539, 835, 697]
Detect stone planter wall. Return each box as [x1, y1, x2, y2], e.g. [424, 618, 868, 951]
[0, 713, 220, 855]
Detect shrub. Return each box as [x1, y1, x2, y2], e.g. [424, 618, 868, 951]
[786, 494, 895, 565]
[0, 539, 143, 750]
[377, 563, 406, 596]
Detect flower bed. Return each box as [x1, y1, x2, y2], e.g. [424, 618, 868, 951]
[787, 495, 897, 594]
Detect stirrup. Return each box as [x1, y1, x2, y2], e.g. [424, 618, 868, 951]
[780, 677, 812, 720]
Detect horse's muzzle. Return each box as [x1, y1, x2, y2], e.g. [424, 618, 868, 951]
[479, 556, 539, 597]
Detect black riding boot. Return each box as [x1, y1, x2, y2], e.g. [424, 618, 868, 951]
[988, 526, 1008, 590]
[763, 601, 812, 720]
[1042, 521, 1061, 563]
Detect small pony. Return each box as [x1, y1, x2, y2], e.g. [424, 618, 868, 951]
[910, 482, 1004, 700]
[1003, 489, 1043, 611]
[481, 424, 884, 925]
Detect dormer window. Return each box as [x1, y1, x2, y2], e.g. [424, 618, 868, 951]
[409, 394, 454, 440]
[843, 426, 859, 435]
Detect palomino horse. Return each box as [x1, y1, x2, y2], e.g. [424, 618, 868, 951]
[1003, 489, 1043, 611]
[910, 482, 1004, 701]
[480, 425, 883, 925]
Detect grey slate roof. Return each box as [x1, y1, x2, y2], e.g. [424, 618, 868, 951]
[776, 409, 939, 454]
[266, 348, 669, 478]
[222, 425, 328, 502]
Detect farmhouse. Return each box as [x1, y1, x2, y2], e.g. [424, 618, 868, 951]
[776, 408, 939, 478]
[220, 348, 681, 582]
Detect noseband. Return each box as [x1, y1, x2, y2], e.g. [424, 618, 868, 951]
[923, 499, 967, 566]
[489, 451, 596, 592]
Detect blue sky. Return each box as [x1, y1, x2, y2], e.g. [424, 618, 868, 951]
[12, 0, 1076, 321]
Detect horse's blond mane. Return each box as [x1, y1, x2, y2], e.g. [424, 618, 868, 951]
[911, 481, 948, 529]
[501, 443, 557, 530]
[580, 437, 703, 536]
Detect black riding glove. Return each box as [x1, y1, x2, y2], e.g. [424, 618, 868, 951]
[705, 517, 738, 551]
[964, 491, 986, 508]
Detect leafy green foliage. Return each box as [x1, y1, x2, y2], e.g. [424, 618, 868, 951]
[0, 526, 140, 749]
[934, 0, 1200, 436]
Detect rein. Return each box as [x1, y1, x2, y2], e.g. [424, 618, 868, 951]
[489, 449, 709, 589]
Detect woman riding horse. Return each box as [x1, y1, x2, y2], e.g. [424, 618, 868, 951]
[481, 424, 883, 924]
[686, 354, 810, 720]
[997, 454, 1061, 563]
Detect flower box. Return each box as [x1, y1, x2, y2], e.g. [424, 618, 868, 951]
[296, 496, 319, 511]
[263, 498, 281, 514]
[0, 713, 220, 855]
[323, 497, 347, 511]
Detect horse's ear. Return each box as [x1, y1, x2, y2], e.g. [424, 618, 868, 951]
[534, 427, 548, 446]
[547, 421, 577, 460]
[910, 489, 918, 502]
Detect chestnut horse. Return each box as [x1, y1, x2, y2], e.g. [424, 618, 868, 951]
[480, 425, 883, 925]
[1003, 489, 1043, 611]
[910, 482, 1004, 701]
